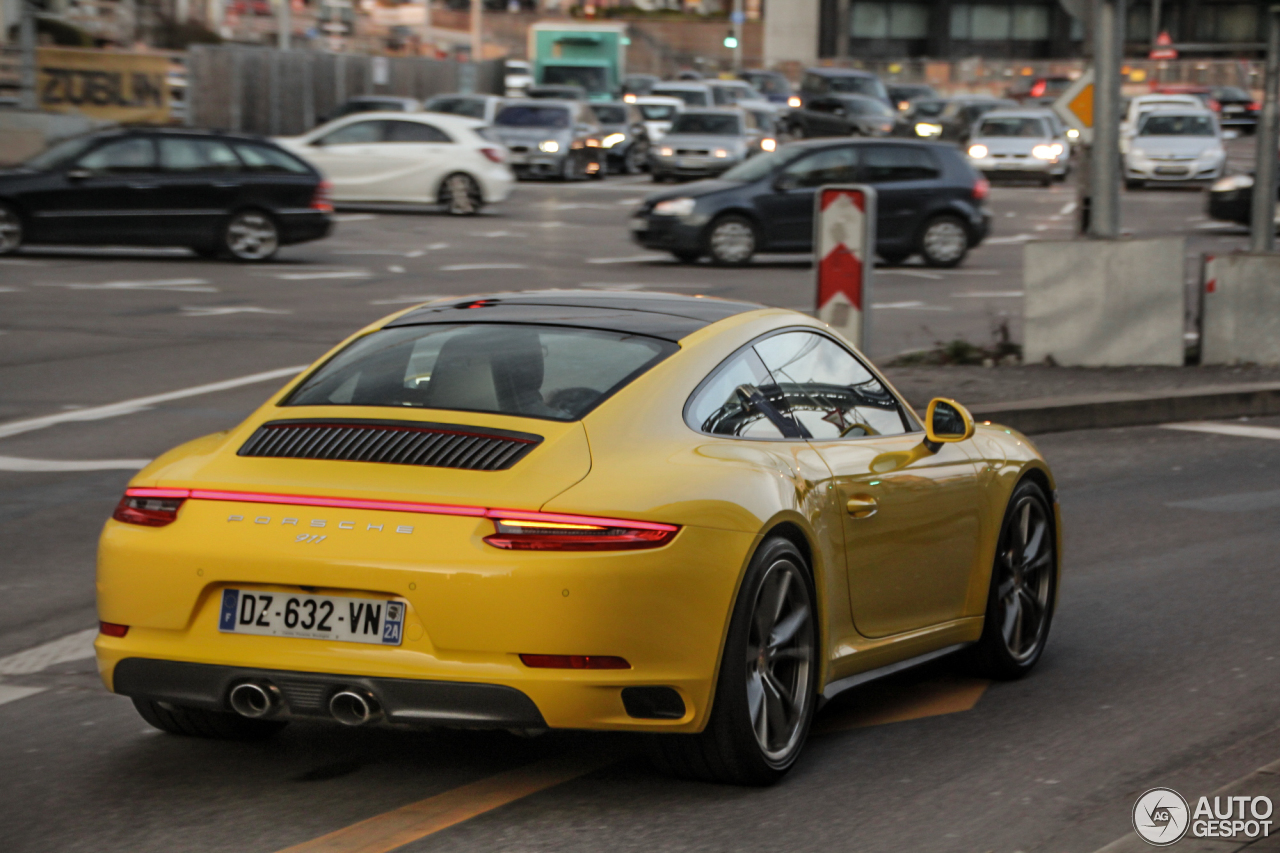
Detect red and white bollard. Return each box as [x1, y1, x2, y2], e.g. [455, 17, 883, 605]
[814, 185, 876, 353]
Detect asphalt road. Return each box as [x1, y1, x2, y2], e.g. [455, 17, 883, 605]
[1, 162, 1276, 853]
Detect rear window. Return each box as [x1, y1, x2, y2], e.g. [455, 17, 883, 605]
[638, 103, 678, 120]
[653, 87, 708, 107]
[977, 117, 1049, 137]
[591, 105, 628, 124]
[1139, 114, 1215, 136]
[285, 324, 677, 421]
[495, 106, 570, 128]
[669, 113, 740, 135]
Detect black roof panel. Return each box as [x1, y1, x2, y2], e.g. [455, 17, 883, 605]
[384, 290, 763, 342]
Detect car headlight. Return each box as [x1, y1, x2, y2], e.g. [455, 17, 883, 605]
[538, 140, 560, 153]
[787, 96, 801, 108]
[967, 144, 989, 159]
[760, 137, 777, 152]
[915, 122, 942, 137]
[1031, 144, 1056, 160]
[714, 148, 729, 158]
[1212, 173, 1254, 192]
[623, 93, 636, 103]
[586, 138, 601, 148]
[1066, 128, 1080, 139]
[1049, 142, 1064, 156]
[659, 146, 674, 157]
[601, 132, 626, 148]
[653, 197, 696, 217]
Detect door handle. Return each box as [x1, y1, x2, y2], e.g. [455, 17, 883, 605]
[846, 495, 878, 518]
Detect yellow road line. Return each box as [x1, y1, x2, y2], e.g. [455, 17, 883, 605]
[275, 752, 618, 853]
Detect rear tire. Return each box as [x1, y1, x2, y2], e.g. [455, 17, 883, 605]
[918, 215, 969, 268]
[0, 202, 23, 255]
[646, 537, 816, 785]
[132, 698, 288, 740]
[440, 172, 483, 216]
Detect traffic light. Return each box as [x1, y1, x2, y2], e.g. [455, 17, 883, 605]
[723, 30, 738, 49]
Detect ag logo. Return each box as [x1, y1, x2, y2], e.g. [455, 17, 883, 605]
[1133, 788, 1190, 846]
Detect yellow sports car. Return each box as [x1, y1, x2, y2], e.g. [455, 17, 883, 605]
[96, 291, 1060, 785]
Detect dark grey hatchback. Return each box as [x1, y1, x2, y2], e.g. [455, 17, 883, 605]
[0, 127, 333, 261]
[630, 138, 991, 266]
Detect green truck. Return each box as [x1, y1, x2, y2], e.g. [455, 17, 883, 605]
[527, 21, 629, 101]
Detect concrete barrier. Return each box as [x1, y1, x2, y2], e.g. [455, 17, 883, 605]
[1201, 253, 1280, 366]
[1023, 238, 1185, 367]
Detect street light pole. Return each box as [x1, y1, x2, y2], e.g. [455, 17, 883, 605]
[1250, 5, 1280, 253]
[471, 0, 482, 63]
[1089, 0, 1124, 238]
[732, 0, 743, 73]
[18, 0, 36, 111]
[278, 0, 291, 49]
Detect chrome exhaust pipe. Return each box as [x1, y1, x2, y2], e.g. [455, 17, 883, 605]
[228, 681, 281, 718]
[329, 690, 383, 726]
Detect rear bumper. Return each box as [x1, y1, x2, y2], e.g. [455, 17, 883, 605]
[1207, 189, 1252, 225]
[277, 211, 333, 246]
[112, 658, 546, 728]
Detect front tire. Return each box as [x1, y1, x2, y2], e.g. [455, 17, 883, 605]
[0, 202, 23, 255]
[222, 209, 279, 262]
[705, 214, 758, 266]
[133, 698, 288, 740]
[623, 141, 648, 175]
[647, 537, 816, 785]
[918, 215, 970, 268]
[967, 479, 1057, 680]
[440, 172, 483, 216]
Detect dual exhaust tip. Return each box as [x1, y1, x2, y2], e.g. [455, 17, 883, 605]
[228, 681, 382, 726]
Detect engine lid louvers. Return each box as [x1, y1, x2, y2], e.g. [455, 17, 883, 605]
[237, 419, 542, 472]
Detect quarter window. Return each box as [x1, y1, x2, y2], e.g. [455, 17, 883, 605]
[685, 348, 795, 439]
[384, 121, 452, 143]
[318, 121, 384, 145]
[753, 331, 910, 439]
[232, 143, 311, 174]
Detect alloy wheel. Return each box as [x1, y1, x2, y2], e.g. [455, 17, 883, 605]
[0, 206, 22, 254]
[709, 219, 756, 265]
[444, 174, 480, 215]
[745, 558, 813, 763]
[224, 211, 278, 261]
[994, 496, 1053, 663]
[921, 218, 968, 266]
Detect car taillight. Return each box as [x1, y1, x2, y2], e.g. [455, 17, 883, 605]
[1250, 101, 1262, 112]
[311, 180, 333, 213]
[1208, 99, 1221, 112]
[480, 147, 505, 163]
[99, 622, 129, 638]
[112, 488, 188, 527]
[973, 177, 990, 201]
[483, 513, 678, 551]
[520, 654, 630, 670]
[1030, 80, 1047, 98]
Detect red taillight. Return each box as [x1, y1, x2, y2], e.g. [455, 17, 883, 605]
[483, 515, 678, 551]
[973, 177, 990, 201]
[311, 180, 333, 213]
[1208, 99, 1221, 112]
[480, 147, 505, 164]
[520, 654, 630, 670]
[99, 622, 129, 638]
[1030, 80, 1047, 98]
[1251, 101, 1262, 112]
[112, 488, 187, 527]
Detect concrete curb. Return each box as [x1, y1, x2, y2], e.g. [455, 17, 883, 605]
[955, 382, 1280, 436]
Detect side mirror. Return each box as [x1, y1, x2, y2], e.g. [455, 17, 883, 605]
[774, 172, 799, 192]
[924, 397, 975, 451]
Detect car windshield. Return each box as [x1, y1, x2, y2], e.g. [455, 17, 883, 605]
[638, 103, 678, 120]
[591, 105, 627, 124]
[424, 97, 485, 119]
[848, 99, 895, 117]
[1213, 87, 1250, 101]
[23, 135, 97, 170]
[669, 113, 740, 135]
[977, 117, 1049, 137]
[542, 65, 607, 94]
[285, 324, 677, 421]
[827, 76, 886, 99]
[720, 149, 786, 182]
[1139, 114, 1215, 136]
[910, 100, 947, 118]
[494, 106, 570, 128]
[653, 88, 708, 107]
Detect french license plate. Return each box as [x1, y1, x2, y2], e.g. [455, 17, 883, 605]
[996, 161, 1024, 169]
[630, 216, 648, 231]
[1155, 166, 1188, 175]
[1224, 106, 1243, 113]
[508, 153, 528, 165]
[218, 589, 404, 645]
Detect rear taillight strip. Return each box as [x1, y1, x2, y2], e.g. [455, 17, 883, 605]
[121, 487, 678, 532]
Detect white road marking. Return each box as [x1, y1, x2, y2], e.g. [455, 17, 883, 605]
[953, 291, 1024, 298]
[274, 270, 371, 280]
[406, 250, 426, 257]
[426, 242, 450, 250]
[0, 286, 20, 292]
[1161, 422, 1280, 440]
[1059, 201, 1078, 216]
[0, 455, 150, 472]
[42, 278, 215, 292]
[181, 306, 291, 316]
[468, 230, 526, 238]
[872, 301, 951, 311]
[616, 198, 643, 205]
[585, 254, 669, 264]
[370, 296, 434, 305]
[0, 259, 46, 265]
[0, 628, 98, 676]
[1196, 222, 1241, 230]
[0, 365, 306, 440]
[387, 265, 405, 273]
[0, 685, 46, 706]
[333, 213, 379, 222]
[984, 234, 1036, 244]
[878, 270, 943, 280]
[940, 269, 1002, 275]
[544, 202, 616, 211]
[439, 263, 529, 271]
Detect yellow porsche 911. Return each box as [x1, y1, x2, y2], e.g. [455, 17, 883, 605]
[96, 290, 1060, 785]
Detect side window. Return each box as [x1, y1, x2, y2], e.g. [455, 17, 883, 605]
[802, 73, 827, 94]
[385, 121, 452, 143]
[753, 331, 910, 439]
[782, 146, 859, 187]
[860, 145, 940, 182]
[686, 347, 795, 439]
[318, 120, 385, 146]
[159, 138, 241, 172]
[232, 143, 311, 174]
[77, 137, 156, 173]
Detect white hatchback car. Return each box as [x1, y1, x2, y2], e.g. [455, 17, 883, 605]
[1120, 94, 1204, 152]
[1123, 108, 1225, 188]
[276, 112, 514, 215]
[633, 95, 684, 142]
